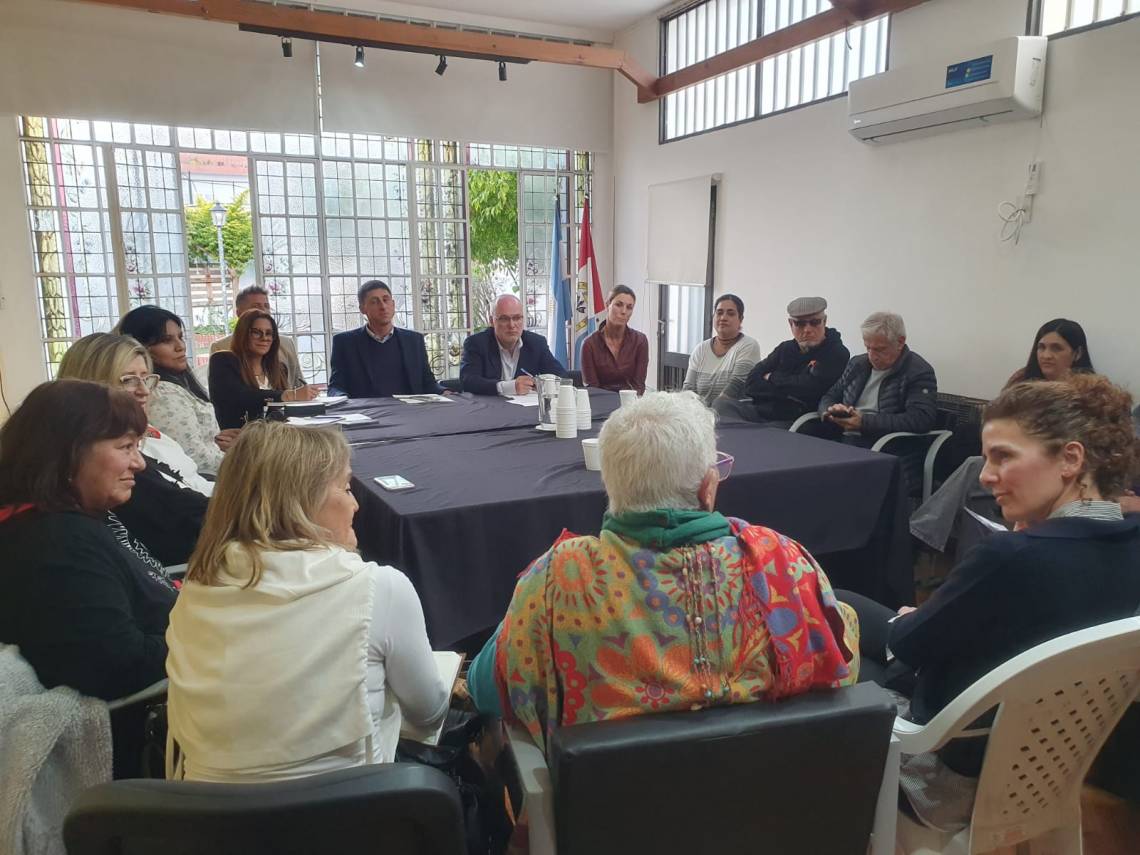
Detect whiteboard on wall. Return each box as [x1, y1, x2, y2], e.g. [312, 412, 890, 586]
[646, 175, 714, 286]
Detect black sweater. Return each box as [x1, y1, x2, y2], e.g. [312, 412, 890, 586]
[208, 350, 285, 429]
[743, 328, 849, 421]
[110, 454, 208, 566]
[0, 509, 176, 701]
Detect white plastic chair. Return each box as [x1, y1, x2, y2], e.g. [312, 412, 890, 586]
[788, 412, 952, 502]
[107, 678, 168, 713]
[878, 616, 1140, 855]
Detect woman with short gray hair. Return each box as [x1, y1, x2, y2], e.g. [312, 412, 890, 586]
[467, 391, 859, 752]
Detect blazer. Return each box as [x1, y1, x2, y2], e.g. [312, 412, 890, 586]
[889, 515, 1140, 731]
[459, 328, 566, 396]
[327, 326, 443, 399]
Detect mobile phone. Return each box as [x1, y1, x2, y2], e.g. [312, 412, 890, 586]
[374, 475, 415, 491]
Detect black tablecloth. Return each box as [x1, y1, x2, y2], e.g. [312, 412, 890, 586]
[351, 420, 911, 647]
[335, 388, 620, 445]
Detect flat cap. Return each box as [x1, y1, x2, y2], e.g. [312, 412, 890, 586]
[787, 296, 827, 317]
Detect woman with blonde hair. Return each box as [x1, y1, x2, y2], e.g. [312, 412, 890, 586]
[59, 333, 210, 566]
[208, 309, 319, 429]
[166, 421, 448, 782]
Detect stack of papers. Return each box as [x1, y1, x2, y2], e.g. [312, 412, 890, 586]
[281, 394, 348, 408]
[393, 394, 454, 405]
[287, 412, 373, 427]
[505, 393, 540, 407]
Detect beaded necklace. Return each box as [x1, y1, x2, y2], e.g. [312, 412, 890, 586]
[681, 543, 732, 709]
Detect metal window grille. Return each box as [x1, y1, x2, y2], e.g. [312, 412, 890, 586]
[17, 117, 590, 383]
[662, 0, 891, 141]
[1038, 0, 1140, 35]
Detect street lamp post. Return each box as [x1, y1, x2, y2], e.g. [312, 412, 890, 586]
[210, 202, 229, 322]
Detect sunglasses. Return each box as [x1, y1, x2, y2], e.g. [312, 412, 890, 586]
[715, 451, 734, 482]
[790, 318, 824, 329]
[249, 328, 276, 340]
[119, 373, 160, 391]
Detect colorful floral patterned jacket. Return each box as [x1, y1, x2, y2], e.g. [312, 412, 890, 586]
[487, 512, 860, 753]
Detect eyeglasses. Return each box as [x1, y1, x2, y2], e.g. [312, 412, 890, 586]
[495, 314, 525, 325]
[119, 373, 160, 391]
[790, 318, 824, 329]
[715, 451, 734, 482]
[249, 328, 276, 340]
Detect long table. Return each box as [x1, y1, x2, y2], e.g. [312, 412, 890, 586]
[349, 408, 911, 647]
[335, 387, 620, 445]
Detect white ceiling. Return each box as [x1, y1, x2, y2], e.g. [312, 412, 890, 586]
[338, 0, 670, 40]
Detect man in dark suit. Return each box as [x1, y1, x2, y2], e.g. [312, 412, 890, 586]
[460, 294, 566, 396]
[327, 280, 444, 398]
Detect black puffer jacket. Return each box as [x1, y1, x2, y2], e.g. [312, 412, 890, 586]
[819, 346, 938, 438]
[743, 328, 849, 421]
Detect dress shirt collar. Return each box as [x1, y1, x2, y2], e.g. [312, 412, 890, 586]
[364, 323, 395, 344]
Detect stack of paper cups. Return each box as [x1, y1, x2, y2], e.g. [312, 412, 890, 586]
[575, 388, 591, 431]
[556, 382, 578, 439]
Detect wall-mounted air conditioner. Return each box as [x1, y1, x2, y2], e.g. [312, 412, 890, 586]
[848, 36, 1046, 144]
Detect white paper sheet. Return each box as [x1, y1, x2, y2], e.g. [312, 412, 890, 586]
[399, 651, 464, 746]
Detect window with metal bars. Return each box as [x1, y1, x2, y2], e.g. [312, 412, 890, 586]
[1035, 0, 1140, 35]
[17, 116, 591, 383]
[660, 0, 890, 142]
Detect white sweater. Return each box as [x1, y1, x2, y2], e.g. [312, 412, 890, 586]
[167, 546, 449, 782]
[147, 380, 225, 475]
[682, 335, 762, 404]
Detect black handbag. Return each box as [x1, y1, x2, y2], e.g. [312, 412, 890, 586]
[396, 710, 513, 855]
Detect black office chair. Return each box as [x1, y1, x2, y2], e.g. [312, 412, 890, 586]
[64, 764, 467, 855]
[509, 682, 897, 855]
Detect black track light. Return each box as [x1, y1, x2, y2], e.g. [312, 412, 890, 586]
[281, 37, 293, 58]
[354, 45, 365, 68]
[498, 61, 507, 82]
[435, 55, 447, 76]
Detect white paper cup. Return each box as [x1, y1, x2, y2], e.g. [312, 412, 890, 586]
[619, 389, 638, 407]
[581, 438, 600, 471]
[575, 388, 592, 430]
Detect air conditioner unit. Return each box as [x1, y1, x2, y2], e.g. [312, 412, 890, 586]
[848, 36, 1046, 144]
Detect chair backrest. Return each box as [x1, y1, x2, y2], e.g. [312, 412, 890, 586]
[63, 763, 467, 855]
[548, 683, 896, 855]
[919, 616, 1140, 853]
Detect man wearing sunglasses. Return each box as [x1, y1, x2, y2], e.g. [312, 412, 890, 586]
[716, 296, 849, 426]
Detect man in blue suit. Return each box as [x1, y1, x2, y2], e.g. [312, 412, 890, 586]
[328, 280, 444, 398]
[460, 294, 566, 395]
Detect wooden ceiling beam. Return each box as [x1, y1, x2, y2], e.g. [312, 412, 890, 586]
[65, 0, 928, 105]
[64, 0, 657, 99]
[651, 0, 928, 102]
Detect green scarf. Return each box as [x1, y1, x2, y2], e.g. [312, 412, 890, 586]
[601, 508, 731, 549]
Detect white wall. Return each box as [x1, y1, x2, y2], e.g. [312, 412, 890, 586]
[0, 0, 613, 410]
[613, 0, 1140, 399]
